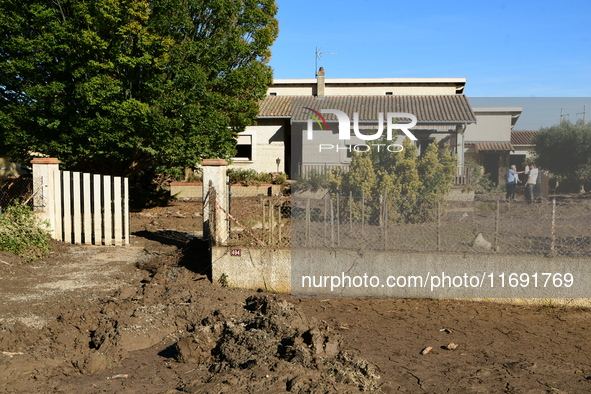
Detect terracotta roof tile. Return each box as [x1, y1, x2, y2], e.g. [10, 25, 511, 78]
[258, 95, 476, 123]
[511, 130, 538, 145]
[258, 96, 292, 117]
[474, 142, 514, 152]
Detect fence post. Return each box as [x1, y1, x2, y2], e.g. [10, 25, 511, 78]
[349, 191, 352, 232]
[269, 202, 274, 245]
[262, 200, 266, 233]
[202, 159, 228, 245]
[30, 158, 61, 238]
[494, 200, 500, 252]
[384, 193, 388, 250]
[336, 189, 340, 246]
[330, 196, 335, 248]
[379, 194, 383, 228]
[437, 202, 441, 252]
[324, 193, 328, 243]
[550, 198, 556, 254]
[306, 197, 311, 243]
[361, 190, 365, 236]
[278, 204, 282, 246]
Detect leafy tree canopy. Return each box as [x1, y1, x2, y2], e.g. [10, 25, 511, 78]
[347, 140, 456, 223]
[532, 120, 591, 191]
[297, 138, 457, 224]
[0, 0, 278, 177]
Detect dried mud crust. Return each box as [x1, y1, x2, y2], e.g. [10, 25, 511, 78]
[0, 229, 379, 393]
[1, 201, 591, 393]
[0, 272, 379, 393]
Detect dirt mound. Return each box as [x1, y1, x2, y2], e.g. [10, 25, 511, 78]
[177, 294, 379, 393]
[0, 253, 379, 393]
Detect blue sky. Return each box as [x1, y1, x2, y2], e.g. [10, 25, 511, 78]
[269, 0, 591, 98]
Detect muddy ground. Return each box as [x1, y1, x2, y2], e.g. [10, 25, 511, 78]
[1, 201, 591, 393]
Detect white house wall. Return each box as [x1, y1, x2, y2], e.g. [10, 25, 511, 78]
[464, 113, 513, 142]
[268, 86, 314, 96]
[230, 123, 285, 174]
[324, 85, 459, 96]
[268, 84, 460, 97]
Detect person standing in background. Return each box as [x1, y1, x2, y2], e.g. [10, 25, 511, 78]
[505, 165, 522, 200]
[526, 164, 539, 203]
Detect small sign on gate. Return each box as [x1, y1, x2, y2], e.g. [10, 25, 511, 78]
[231, 248, 242, 257]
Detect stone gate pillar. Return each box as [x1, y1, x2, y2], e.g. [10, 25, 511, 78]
[202, 159, 228, 245]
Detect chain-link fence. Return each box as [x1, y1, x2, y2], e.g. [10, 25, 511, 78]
[222, 184, 289, 247]
[220, 189, 591, 257]
[0, 176, 42, 211]
[291, 193, 591, 257]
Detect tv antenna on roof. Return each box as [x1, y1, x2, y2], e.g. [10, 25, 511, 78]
[315, 46, 337, 76]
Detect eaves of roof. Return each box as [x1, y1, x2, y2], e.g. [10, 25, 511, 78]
[511, 130, 539, 145]
[258, 95, 476, 124]
[469, 142, 515, 152]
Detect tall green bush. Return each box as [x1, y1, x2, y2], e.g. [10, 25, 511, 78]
[335, 140, 457, 224]
[0, 201, 51, 261]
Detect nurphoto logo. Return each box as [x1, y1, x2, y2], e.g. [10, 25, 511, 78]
[303, 107, 417, 153]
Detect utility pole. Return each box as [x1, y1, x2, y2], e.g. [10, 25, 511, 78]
[576, 105, 587, 123]
[560, 108, 570, 123]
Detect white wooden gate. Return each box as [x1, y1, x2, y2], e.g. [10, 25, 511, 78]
[30, 158, 129, 246]
[51, 170, 130, 245]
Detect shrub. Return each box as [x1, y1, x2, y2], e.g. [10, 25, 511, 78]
[228, 168, 262, 186]
[0, 201, 51, 261]
[257, 172, 273, 184]
[295, 169, 330, 191]
[465, 159, 496, 194]
[228, 168, 286, 186]
[331, 139, 457, 224]
[272, 173, 288, 185]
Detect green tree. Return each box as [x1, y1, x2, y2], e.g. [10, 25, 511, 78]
[416, 142, 456, 221]
[341, 151, 378, 199]
[340, 151, 378, 221]
[533, 120, 591, 192]
[391, 139, 421, 222]
[335, 139, 456, 224]
[0, 0, 278, 179]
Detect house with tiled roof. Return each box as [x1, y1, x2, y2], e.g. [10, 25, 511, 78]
[231, 69, 532, 188]
[462, 107, 525, 186]
[232, 68, 476, 179]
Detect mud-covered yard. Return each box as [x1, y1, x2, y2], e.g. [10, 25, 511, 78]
[1, 201, 591, 393]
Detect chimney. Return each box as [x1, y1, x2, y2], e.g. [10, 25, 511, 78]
[316, 67, 325, 97]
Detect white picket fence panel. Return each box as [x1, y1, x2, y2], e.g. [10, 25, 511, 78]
[52, 170, 129, 245]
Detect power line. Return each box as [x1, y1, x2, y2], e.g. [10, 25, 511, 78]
[560, 108, 570, 123]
